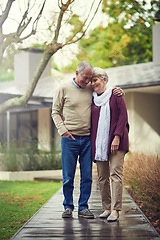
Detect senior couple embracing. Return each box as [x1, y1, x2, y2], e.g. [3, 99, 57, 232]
[52, 61, 129, 221]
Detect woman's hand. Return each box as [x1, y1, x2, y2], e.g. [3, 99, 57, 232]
[111, 135, 120, 154]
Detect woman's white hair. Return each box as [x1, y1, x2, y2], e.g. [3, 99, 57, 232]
[93, 67, 109, 81]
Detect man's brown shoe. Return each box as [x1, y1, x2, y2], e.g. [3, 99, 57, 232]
[62, 208, 72, 218]
[78, 209, 94, 219]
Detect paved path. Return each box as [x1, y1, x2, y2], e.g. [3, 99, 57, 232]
[11, 173, 160, 240]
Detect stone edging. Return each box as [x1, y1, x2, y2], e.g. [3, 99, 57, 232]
[0, 165, 97, 181]
[0, 170, 63, 181]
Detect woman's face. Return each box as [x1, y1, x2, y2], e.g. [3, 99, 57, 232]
[91, 76, 107, 94]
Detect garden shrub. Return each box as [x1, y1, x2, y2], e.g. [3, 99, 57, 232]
[0, 141, 62, 171]
[124, 152, 160, 221]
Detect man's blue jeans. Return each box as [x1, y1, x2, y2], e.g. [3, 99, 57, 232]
[61, 135, 92, 211]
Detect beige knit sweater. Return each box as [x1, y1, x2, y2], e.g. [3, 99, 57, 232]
[52, 80, 93, 136]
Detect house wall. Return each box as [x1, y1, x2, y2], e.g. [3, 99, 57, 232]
[52, 125, 61, 151]
[153, 24, 160, 65]
[125, 92, 160, 155]
[38, 108, 52, 152]
[14, 52, 51, 86]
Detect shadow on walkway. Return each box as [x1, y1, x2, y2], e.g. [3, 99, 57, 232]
[11, 173, 160, 240]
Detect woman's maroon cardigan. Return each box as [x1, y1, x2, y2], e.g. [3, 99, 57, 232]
[91, 92, 129, 162]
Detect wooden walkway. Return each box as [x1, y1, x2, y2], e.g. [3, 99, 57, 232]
[11, 173, 160, 240]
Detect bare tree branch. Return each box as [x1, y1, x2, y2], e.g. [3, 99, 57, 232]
[54, 0, 72, 41]
[32, 0, 46, 32]
[17, 1, 31, 34]
[0, 0, 47, 65]
[0, 0, 15, 27]
[62, 0, 102, 46]
[0, 0, 102, 114]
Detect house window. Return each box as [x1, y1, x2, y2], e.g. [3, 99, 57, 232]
[0, 110, 38, 147]
[17, 111, 37, 145]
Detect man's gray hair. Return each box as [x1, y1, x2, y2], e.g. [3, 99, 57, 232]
[77, 61, 93, 74]
[93, 67, 109, 81]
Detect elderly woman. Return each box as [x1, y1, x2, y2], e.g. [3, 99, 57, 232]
[91, 67, 129, 221]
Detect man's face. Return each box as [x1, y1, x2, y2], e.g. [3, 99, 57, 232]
[75, 68, 93, 88]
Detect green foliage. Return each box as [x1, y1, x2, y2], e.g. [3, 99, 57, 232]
[63, 22, 131, 70]
[102, 0, 158, 27]
[122, 23, 152, 65]
[0, 44, 19, 82]
[0, 180, 62, 240]
[28, 43, 45, 51]
[0, 141, 62, 171]
[67, 14, 84, 40]
[51, 58, 59, 71]
[63, 0, 159, 72]
[0, 70, 14, 82]
[0, 41, 59, 82]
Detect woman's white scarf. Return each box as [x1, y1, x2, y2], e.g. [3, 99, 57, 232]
[93, 87, 112, 161]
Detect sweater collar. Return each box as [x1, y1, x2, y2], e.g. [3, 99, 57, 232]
[72, 78, 84, 89]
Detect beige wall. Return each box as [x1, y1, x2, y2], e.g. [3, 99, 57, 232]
[14, 52, 51, 87]
[125, 92, 160, 155]
[38, 108, 52, 152]
[53, 128, 61, 151]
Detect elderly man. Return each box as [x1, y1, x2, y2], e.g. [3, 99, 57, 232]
[52, 61, 122, 219]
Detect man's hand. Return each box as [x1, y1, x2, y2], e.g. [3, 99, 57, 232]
[111, 135, 120, 154]
[113, 87, 124, 96]
[62, 131, 75, 140]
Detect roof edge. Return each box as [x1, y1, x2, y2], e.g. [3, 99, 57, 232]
[118, 81, 160, 89]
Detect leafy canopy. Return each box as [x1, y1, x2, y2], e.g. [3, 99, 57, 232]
[63, 0, 159, 72]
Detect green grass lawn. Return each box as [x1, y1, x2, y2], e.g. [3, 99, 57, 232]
[0, 180, 62, 240]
